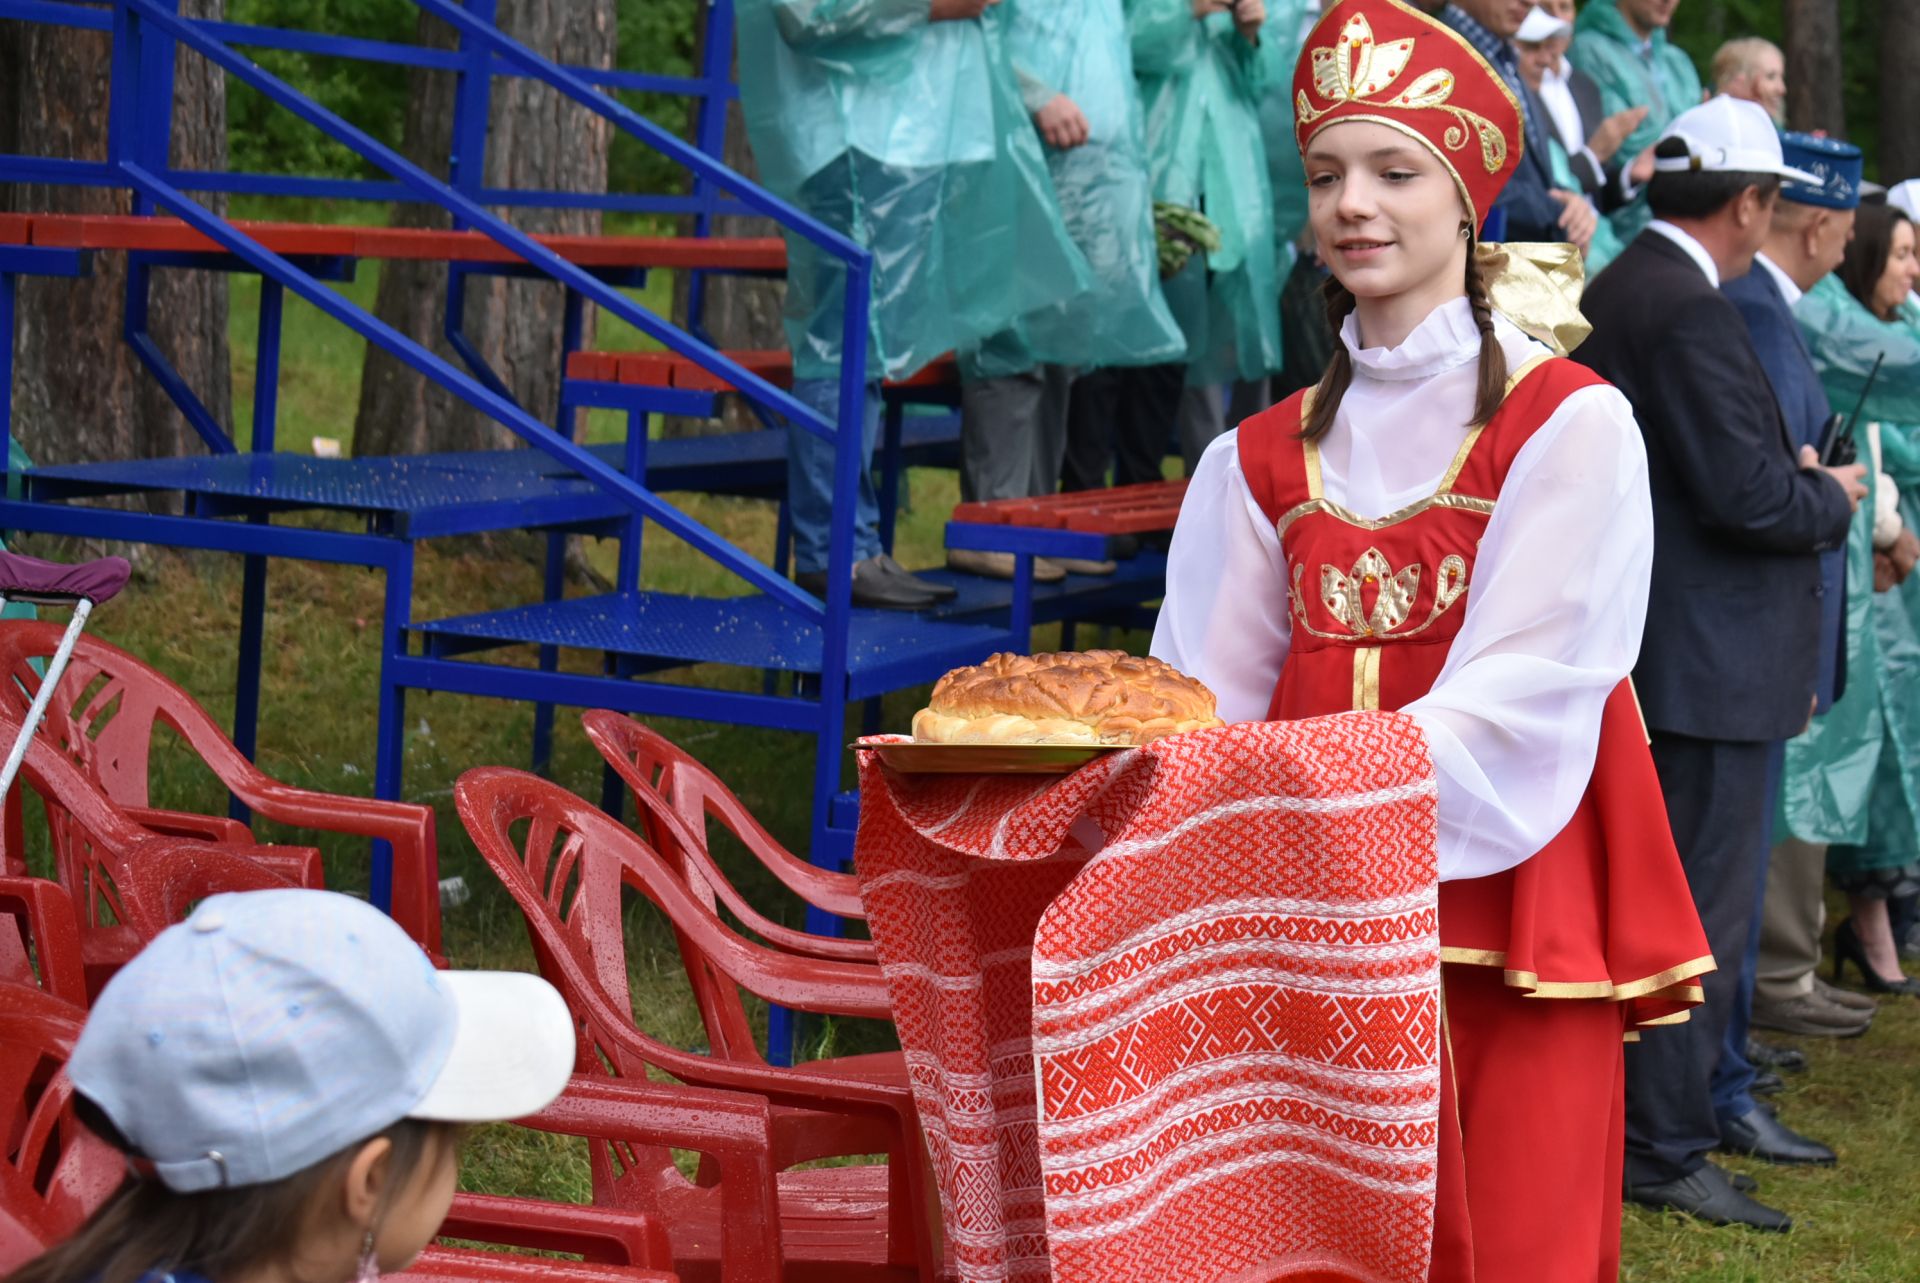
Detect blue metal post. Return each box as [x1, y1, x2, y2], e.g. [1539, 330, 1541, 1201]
[684, 0, 736, 340]
[371, 545, 414, 910]
[230, 278, 284, 822]
[529, 530, 565, 776]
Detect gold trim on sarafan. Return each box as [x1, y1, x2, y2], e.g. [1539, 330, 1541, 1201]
[1351, 646, 1382, 711]
[1437, 947, 1717, 1028]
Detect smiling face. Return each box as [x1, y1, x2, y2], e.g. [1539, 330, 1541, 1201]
[1305, 120, 1471, 316]
[1874, 219, 1918, 320]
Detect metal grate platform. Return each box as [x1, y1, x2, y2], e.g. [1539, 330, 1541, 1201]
[414, 588, 1012, 699]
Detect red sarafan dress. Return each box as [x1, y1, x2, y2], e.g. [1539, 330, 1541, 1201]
[1233, 354, 1714, 1282]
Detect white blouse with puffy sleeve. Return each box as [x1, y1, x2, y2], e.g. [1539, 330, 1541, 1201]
[1151, 296, 1654, 881]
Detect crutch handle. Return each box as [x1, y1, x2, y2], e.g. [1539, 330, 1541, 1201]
[0, 550, 130, 607]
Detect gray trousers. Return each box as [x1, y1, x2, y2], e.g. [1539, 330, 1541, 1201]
[959, 364, 1075, 503]
[1757, 837, 1828, 1002]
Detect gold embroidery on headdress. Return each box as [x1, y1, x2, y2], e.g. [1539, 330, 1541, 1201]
[1295, 14, 1507, 175]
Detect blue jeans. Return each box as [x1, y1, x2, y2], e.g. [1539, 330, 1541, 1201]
[1711, 740, 1787, 1125]
[787, 378, 881, 577]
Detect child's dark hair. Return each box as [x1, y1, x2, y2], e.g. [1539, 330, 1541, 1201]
[3, 1098, 453, 1283]
[1299, 241, 1508, 441]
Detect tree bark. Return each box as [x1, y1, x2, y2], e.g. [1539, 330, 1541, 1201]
[666, 0, 785, 438]
[1783, 0, 1845, 136]
[1, 1, 229, 476]
[1882, 1, 1920, 184]
[354, 1, 616, 457]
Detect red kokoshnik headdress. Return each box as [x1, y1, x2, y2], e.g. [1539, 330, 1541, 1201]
[1293, 0, 1524, 233]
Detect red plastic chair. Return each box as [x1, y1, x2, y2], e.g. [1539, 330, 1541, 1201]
[0, 715, 320, 997]
[454, 767, 937, 1282]
[0, 986, 786, 1283]
[0, 621, 441, 956]
[580, 712, 872, 966]
[0, 984, 119, 1270]
[0, 876, 85, 1007]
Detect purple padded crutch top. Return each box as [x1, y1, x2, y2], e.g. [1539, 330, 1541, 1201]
[0, 550, 131, 606]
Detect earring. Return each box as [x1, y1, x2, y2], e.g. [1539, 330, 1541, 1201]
[1459, 223, 1472, 239]
[353, 1228, 379, 1283]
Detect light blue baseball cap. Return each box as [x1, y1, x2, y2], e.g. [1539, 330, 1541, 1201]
[66, 889, 575, 1193]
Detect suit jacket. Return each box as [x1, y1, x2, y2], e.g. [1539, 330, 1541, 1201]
[1560, 65, 1627, 211]
[1724, 263, 1849, 711]
[1575, 232, 1854, 742]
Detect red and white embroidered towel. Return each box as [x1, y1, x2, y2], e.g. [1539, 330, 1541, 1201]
[855, 715, 1442, 1283]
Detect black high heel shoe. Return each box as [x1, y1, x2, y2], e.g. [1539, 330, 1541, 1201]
[1832, 918, 1920, 996]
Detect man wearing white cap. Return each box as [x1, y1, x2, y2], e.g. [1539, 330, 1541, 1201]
[1516, 3, 1648, 207]
[1575, 95, 1867, 1233]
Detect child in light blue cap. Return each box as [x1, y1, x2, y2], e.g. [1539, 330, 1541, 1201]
[7, 889, 575, 1283]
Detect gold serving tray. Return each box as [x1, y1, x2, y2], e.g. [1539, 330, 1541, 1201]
[853, 740, 1128, 775]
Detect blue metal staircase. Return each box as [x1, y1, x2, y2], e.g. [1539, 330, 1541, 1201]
[0, 0, 1011, 915]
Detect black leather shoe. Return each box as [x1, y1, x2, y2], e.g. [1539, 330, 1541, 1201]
[1719, 1107, 1836, 1166]
[795, 558, 937, 611]
[872, 553, 957, 602]
[1746, 1037, 1808, 1073]
[1627, 1164, 1792, 1231]
[1751, 1070, 1784, 1096]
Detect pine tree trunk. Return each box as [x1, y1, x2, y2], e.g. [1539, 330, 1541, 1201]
[354, 1, 616, 457]
[1, 1, 229, 478]
[1783, 0, 1845, 136]
[665, 1, 785, 438]
[1882, 1, 1920, 184]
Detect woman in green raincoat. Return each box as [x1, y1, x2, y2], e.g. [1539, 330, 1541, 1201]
[1127, 0, 1283, 389]
[736, 0, 1091, 603]
[952, 0, 1188, 557]
[1788, 203, 1920, 994]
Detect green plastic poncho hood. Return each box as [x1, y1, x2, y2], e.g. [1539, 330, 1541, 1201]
[738, 0, 1093, 382]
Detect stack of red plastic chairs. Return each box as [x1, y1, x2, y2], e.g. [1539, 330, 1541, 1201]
[0, 622, 946, 1283]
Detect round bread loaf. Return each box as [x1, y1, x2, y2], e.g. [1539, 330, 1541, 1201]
[912, 650, 1225, 746]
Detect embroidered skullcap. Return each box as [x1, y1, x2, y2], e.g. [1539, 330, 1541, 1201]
[1293, 0, 1524, 233]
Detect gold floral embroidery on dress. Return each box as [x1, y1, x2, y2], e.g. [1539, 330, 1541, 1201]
[1292, 549, 1471, 641]
[1294, 13, 1507, 175]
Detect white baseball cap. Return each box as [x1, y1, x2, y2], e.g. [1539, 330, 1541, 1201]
[66, 889, 576, 1192]
[1515, 6, 1570, 43]
[1652, 95, 1823, 185]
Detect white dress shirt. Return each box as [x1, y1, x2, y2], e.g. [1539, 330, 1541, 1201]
[1151, 297, 1654, 882]
[1752, 251, 1804, 307]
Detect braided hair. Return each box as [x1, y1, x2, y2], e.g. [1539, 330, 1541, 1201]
[1299, 238, 1510, 441]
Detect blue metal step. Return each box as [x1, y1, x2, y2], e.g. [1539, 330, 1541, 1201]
[19, 412, 962, 529]
[413, 588, 1013, 699]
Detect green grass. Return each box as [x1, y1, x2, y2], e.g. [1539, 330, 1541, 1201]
[19, 231, 1920, 1280]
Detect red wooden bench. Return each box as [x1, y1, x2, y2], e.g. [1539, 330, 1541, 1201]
[11, 214, 785, 272]
[564, 348, 958, 391]
[952, 477, 1188, 536]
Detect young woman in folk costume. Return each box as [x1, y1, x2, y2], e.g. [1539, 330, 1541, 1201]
[1153, 0, 1712, 1277]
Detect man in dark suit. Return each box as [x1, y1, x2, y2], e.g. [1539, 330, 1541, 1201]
[1575, 96, 1866, 1233]
[1707, 132, 1868, 1174]
[1438, 0, 1595, 247]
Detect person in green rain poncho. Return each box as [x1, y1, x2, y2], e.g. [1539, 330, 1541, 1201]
[1129, 0, 1283, 466]
[1783, 203, 1920, 996]
[1570, 0, 1702, 246]
[737, 0, 1092, 609]
[951, 0, 1188, 582]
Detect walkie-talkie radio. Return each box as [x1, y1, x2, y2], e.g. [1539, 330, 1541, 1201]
[1818, 351, 1886, 468]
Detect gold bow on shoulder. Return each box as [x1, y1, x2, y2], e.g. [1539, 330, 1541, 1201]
[1474, 241, 1591, 356]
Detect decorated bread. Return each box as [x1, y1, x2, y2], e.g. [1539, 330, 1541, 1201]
[912, 650, 1225, 746]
